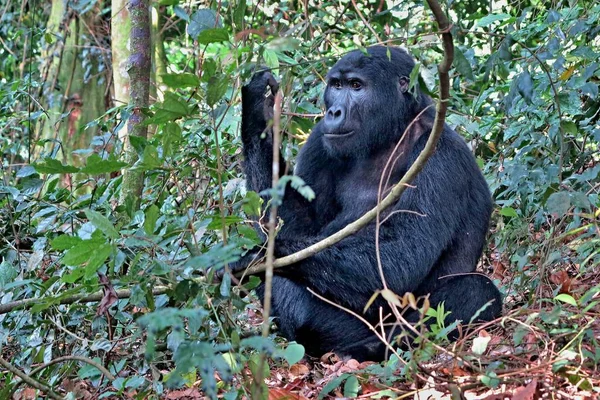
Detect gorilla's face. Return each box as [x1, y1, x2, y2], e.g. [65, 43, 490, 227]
[321, 49, 413, 159]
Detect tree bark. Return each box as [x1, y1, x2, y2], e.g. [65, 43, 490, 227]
[38, 0, 107, 165]
[119, 0, 151, 211]
[111, 0, 131, 140]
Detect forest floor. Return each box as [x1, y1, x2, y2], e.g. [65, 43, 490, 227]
[151, 246, 600, 400]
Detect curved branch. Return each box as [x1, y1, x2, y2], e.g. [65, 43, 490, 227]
[9, 355, 116, 397]
[0, 357, 63, 400]
[242, 1, 454, 276]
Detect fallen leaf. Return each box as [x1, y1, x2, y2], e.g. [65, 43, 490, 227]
[550, 270, 574, 294]
[166, 388, 203, 399]
[320, 352, 339, 364]
[289, 363, 310, 378]
[512, 379, 538, 400]
[268, 388, 309, 400]
[13, 388, 37, 400]
[96, 273, 118, 316]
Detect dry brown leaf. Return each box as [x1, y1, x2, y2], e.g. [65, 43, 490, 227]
[13, 388, 37, 400]
[441, 365, 469, 377]
[511, 379, 538, 400]
[96, 273, 119, 316]
[550, 270, 574, 294]
[492, 260, 507, 280]
[289, 363, 310, 378]
[268, 388, 309, 400]
[320, 352, 339, 364]
[165, 388, 203, 399]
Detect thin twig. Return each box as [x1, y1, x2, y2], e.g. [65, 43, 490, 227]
[253, 88, 284, 399]
[261, 90, 283, 338]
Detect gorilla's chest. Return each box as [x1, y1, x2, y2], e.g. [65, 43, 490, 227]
[335, 163, 385, 212]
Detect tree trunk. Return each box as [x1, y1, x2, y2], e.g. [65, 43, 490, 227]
[38, 0, 107, 165]
[111, 0, 131, 140]
[119, 0, 151, 212]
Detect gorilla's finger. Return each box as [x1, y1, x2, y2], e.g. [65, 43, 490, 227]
[267, 74, 279, 96]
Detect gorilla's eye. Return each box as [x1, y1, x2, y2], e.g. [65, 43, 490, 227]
[330, 79, 342, 89]
[350, 80, 362, 90]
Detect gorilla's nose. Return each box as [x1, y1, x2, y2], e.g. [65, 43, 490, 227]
[324, 105, 345, 132]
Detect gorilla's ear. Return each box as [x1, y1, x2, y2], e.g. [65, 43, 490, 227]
[399, 76, 410, 94]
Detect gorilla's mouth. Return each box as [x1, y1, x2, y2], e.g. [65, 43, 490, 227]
[324, 131, 354, 139]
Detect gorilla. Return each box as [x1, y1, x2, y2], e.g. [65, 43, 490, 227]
[235, 46, 502, 361]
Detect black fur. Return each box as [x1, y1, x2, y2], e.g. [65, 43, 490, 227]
[238, 46, 502, 361]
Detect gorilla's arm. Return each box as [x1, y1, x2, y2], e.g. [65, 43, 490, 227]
[241, 73, 335, 237]
[241, 71, 285, 195]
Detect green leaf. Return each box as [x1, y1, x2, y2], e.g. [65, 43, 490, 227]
[219, 272, 231, 297]
[85, 209, 119, 239]
[242, 191, 263, 217]
[62, 241, 98, 266]
[480, 372, 500, 388]
[162, 122, 183, 157]
[546, 191, 571, 217]
[408, 62, 421, 96]
[233, 0, 246, 28]
[51, 235, 82, 250]
[319, 374, 349, 399]
[237, 224, 260, 244]
[33, 158, 79, 174]
[453, 46, 474, 81]
[263, 49, 279, 70]
[187, 9, 220, 38]
[206, 75, 229, 107]
[476, 13, 511, 27]
[84, 244, 113, 279]
[0, 260, 18, 289]
[141, 145, 162, 169]
[499, 207, 518, 217]
[555, 293, 577, 306]
[517, 71, 533, 103]
[207, 215, 243, 230]
[197, 28, 229, 45]
[80, 154, 127, 174]
[144, 205, 160, 235]
[279, 176, 315, 201]
[282, 342, 305, 366]
[343, 375, 360, 398]
[560, 120, 577, 135]
[129, 135, 148, 156]
[161, 73, 200, 89]
[147, 92, 190, 124]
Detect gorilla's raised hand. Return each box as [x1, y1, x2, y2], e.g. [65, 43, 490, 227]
[242, 70, 279, 134]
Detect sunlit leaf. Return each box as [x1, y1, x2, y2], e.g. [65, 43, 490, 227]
[33, 158, 79, 174]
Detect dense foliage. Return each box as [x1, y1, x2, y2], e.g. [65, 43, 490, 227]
[0, 0, 598, 398]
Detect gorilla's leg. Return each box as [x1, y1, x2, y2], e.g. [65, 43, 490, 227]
[257, 276, 381, 359]
[258, 275, 501, 361]
[417, 274, 503, 325]
[341, 274, 502, 360]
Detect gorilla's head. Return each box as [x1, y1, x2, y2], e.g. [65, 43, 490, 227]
[321, 46, 431, 158]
